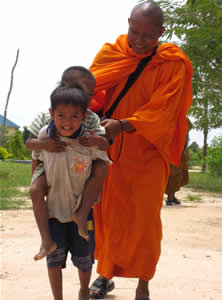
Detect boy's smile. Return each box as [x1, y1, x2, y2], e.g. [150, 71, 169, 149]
[50, 104, 87, 137]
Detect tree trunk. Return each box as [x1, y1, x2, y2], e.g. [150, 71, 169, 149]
[202, 127, 208, 172]
[202, 98, 209, 172]
[0, 49, 20, 146]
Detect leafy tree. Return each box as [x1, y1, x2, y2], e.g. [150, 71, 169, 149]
[153, 0, 222, 171]
[6, 130, 31, 159]
[188, 147, 203, 168]
[7, 130, 25, 158]
[22, 126, 30, 143]
[189, 141, 199, 153]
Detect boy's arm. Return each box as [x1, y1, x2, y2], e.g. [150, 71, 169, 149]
[26, 134, 67, 152]
[80, 109, 109, 150]
[85, 109, 106, 136]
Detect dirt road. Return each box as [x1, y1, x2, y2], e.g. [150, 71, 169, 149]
[1, 187, 222, 300]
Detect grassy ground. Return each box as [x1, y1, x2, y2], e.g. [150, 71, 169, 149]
[187, 171, 222, 194]
[0, 161, 32, 209]
[0, 162, 221, 210]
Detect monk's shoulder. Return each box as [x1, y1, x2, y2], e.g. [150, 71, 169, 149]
[158, 60, 186, 83]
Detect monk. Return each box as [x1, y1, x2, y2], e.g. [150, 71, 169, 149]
[89, 2, 193, 299]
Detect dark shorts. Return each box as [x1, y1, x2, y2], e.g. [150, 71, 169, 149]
[47, 211, 94, 272]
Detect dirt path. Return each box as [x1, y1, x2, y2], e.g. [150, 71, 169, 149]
[1, 187, 222, 300]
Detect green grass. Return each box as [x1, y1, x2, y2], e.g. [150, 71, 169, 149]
[0, 161, 32, 209]
[186, 194, 202, 202]
[188, 171, 222, 194]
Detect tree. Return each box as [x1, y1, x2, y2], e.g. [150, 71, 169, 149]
[189, 141, 199, 153]
[153, 0, 222, 171]
[22, 126, 30, 143]
[0, 49, 20, 146]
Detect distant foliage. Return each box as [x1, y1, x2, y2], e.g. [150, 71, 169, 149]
[207, 137, 222, 176]
[22, 126, 30, 143]
[0, 147, 9, 160]
[189, 141, 199, 153]
[2, 130, 31, 160]
[188, 147, 203, 167]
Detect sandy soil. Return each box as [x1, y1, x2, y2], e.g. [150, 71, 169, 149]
[0, 187, 222, 300]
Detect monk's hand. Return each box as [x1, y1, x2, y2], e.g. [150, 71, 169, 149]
[100, 119, 122, 140]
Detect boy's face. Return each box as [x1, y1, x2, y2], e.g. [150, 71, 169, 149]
[49, 104, 87, 137]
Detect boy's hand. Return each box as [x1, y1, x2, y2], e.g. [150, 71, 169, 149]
[26, 134, 68, 152]
[79, 130, 109, 150]
[79, 130, 100, 147]
[39, 138, 68, 152]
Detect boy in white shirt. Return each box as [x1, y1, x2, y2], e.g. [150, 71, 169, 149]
[26, 67, 109, 260]
[35, 85, 110, 300]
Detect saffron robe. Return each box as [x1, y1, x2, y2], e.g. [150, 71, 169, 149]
[90, 34, 193, 281]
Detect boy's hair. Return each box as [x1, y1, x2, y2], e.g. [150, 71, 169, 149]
[60, 66, 96, 88]
[50, 85, 88, 114]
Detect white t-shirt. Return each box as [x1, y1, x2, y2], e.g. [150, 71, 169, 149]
[35, 126, 110, 223]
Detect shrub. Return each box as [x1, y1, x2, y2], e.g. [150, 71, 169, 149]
[188, 148, 203, 168]
[207, 137, 222, 176]
[0, 147, 9, 160]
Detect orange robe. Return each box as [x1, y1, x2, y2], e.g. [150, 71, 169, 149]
[90, 35, 193, 281]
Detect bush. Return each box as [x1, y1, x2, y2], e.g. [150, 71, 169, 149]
[0, 147, 9, 160]
[188, 148, 203, 168]
[207, 137, 222, 176]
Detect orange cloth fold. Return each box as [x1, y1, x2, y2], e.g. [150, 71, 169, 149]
[90, 34, 193, 281]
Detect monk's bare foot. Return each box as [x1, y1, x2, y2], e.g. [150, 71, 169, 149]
[33, 240, 57, 261]
[78, 288, 89, 300]
[72, 212, 89, 241]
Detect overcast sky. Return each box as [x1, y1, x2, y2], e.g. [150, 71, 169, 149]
[1, 0, 221, 147]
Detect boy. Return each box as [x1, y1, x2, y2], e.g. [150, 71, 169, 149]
[26, 67, 109, 260]
[35, 86, 110, 300]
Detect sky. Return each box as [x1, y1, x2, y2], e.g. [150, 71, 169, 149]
[1, 0, 221, 147]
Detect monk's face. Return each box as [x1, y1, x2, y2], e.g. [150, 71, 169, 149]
[128, 16, 164, 54]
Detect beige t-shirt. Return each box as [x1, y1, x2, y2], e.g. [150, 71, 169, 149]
[35, 126, 110, 223]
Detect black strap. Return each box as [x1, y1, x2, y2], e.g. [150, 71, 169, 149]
[105, 46, 158, 119]
[107, 120, 124, 162]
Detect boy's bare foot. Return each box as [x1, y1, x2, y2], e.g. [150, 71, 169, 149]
[33, 240, 57, 261]
[72, 212, 89, 241]
[78, 288, 89, 300]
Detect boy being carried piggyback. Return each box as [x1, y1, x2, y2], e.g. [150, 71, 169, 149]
[26, 67, 109, 261]
[32, 84, 110, 300]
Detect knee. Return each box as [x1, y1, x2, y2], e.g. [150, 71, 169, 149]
[30, 183, 44, 201]
[30, 178, 48, 201]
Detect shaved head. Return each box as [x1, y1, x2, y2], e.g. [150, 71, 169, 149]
[127, 1, 165, 54]
[130, 2, 164, 30]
